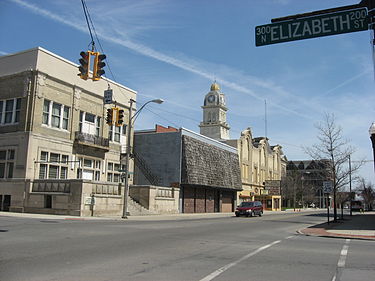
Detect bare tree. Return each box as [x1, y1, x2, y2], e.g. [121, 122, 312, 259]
[305, 113, 363, 221]
[357, 178, 375, 211]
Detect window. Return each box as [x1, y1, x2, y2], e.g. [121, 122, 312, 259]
[79, 111, 83, 132]
[76, 157, 101, 181]
[42, 100, 70, 130]
[15, 98, 21, 123]
[79, 111, 101, 137]
[0, 149, 15, 179]
[38, 151, 69, 179]
[5, 99, 14, 124]
[107, 161, 123, 183]
[114, 126, 120, 143]
[96, 117, 101, 137]
[51, 103, 61, 128]
[108, 125, 125, 143]
[63, 107, 69, 130]
[85, 113, 95, 123]
[108, 126, 113, 141]
[43, 100, 50, 125]
[0, 98, 21, 125]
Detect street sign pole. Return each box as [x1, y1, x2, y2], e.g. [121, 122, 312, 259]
[326, 194, 330, 224]
[323, 181, 333, 224]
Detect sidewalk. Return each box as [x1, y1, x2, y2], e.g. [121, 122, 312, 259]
[299, 211, 375, 240]
[0, 208, 315, 221]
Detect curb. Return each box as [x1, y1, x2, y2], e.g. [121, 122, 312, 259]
[297, 227, 375, 241]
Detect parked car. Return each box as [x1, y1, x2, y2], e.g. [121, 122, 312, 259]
[235, 201, 263, 217]
[351, 200, 364, 212]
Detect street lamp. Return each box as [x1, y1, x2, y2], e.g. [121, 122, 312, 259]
[122, 98, 164, 219]
[369, 122, 375, 173]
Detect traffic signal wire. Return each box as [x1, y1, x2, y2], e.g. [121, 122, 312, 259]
[80, 0, 95, 51]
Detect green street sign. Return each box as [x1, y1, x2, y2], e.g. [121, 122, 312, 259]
[255, 7, 368, 47]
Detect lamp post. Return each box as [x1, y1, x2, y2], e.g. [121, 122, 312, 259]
[122, 98, 164, 219]
[369, 122, 375, 173]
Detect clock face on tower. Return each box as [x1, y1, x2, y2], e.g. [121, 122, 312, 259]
[208, 95, 215, 103]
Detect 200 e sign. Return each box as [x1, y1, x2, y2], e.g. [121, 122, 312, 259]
[255, 8, 368, 46]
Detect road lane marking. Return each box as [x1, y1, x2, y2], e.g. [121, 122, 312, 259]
[331, 239, 351, 281]
[199, 240, 281, 281]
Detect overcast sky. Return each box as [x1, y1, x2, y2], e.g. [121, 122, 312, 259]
[1, 0, 374, 185]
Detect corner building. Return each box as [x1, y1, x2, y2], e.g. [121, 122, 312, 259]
[0, 47, 136, 216]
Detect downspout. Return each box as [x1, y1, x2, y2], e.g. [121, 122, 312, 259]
[24, 75, 32, 131]
[29, 70, 38, 131]
[22, 75, 32, 212]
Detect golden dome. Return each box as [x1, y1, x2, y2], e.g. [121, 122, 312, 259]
[210, 82, 220, 91]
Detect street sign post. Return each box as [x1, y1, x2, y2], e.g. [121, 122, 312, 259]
[322, 181, 333, 224]
[323, 181, 333, 193]
[255, 7, 368, 46]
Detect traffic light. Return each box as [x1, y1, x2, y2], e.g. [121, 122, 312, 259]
[116, 109, 125, 127]
[78, 51, 90, 80]
[106, 108, 114, 125]
[93, 53, 106, 81]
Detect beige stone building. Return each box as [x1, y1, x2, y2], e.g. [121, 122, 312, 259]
[0, 47, 136, 216]
[226, 128, 287, 211]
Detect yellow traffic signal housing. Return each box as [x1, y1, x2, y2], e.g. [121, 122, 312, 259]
[93, 53, 106, 81]
[78, 51, 90, 80]
[106, 108, 114, 125]
[116, 109, 125, 127]
[78, 51, 106, 81]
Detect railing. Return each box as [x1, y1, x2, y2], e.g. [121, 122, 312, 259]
[156, 187, 174, 198]
[31, 180, 121, 195]
[133, 151, 161, 186]
[92, 183, 121, 195]
[75, 131, 109, 148]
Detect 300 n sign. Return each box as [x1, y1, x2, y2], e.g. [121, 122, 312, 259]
[255, 8, 368, 46]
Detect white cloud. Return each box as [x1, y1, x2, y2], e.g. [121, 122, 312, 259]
[10, 0, 321, 121]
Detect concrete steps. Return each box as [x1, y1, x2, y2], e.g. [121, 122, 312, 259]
[127, 197, 156, 216]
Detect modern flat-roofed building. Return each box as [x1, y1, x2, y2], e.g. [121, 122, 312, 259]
[0, 47, 136, 216]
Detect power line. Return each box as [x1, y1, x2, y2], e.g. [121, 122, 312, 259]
[80, 0, 95, 51]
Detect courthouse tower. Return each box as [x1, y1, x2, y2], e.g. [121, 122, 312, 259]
[199, 82, 230, 140]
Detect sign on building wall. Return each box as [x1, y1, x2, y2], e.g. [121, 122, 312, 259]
[264, 180, 281, 195]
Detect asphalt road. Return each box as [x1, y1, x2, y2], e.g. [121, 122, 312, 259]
[1, 211, 374, 281]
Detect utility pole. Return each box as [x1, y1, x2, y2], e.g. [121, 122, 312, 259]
[370, 122, 375, 173]
[122, 99, 134, 219]
[349, 154, 353, 216]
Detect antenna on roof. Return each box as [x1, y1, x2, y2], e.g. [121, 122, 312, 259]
[265, 99, 268, 139]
